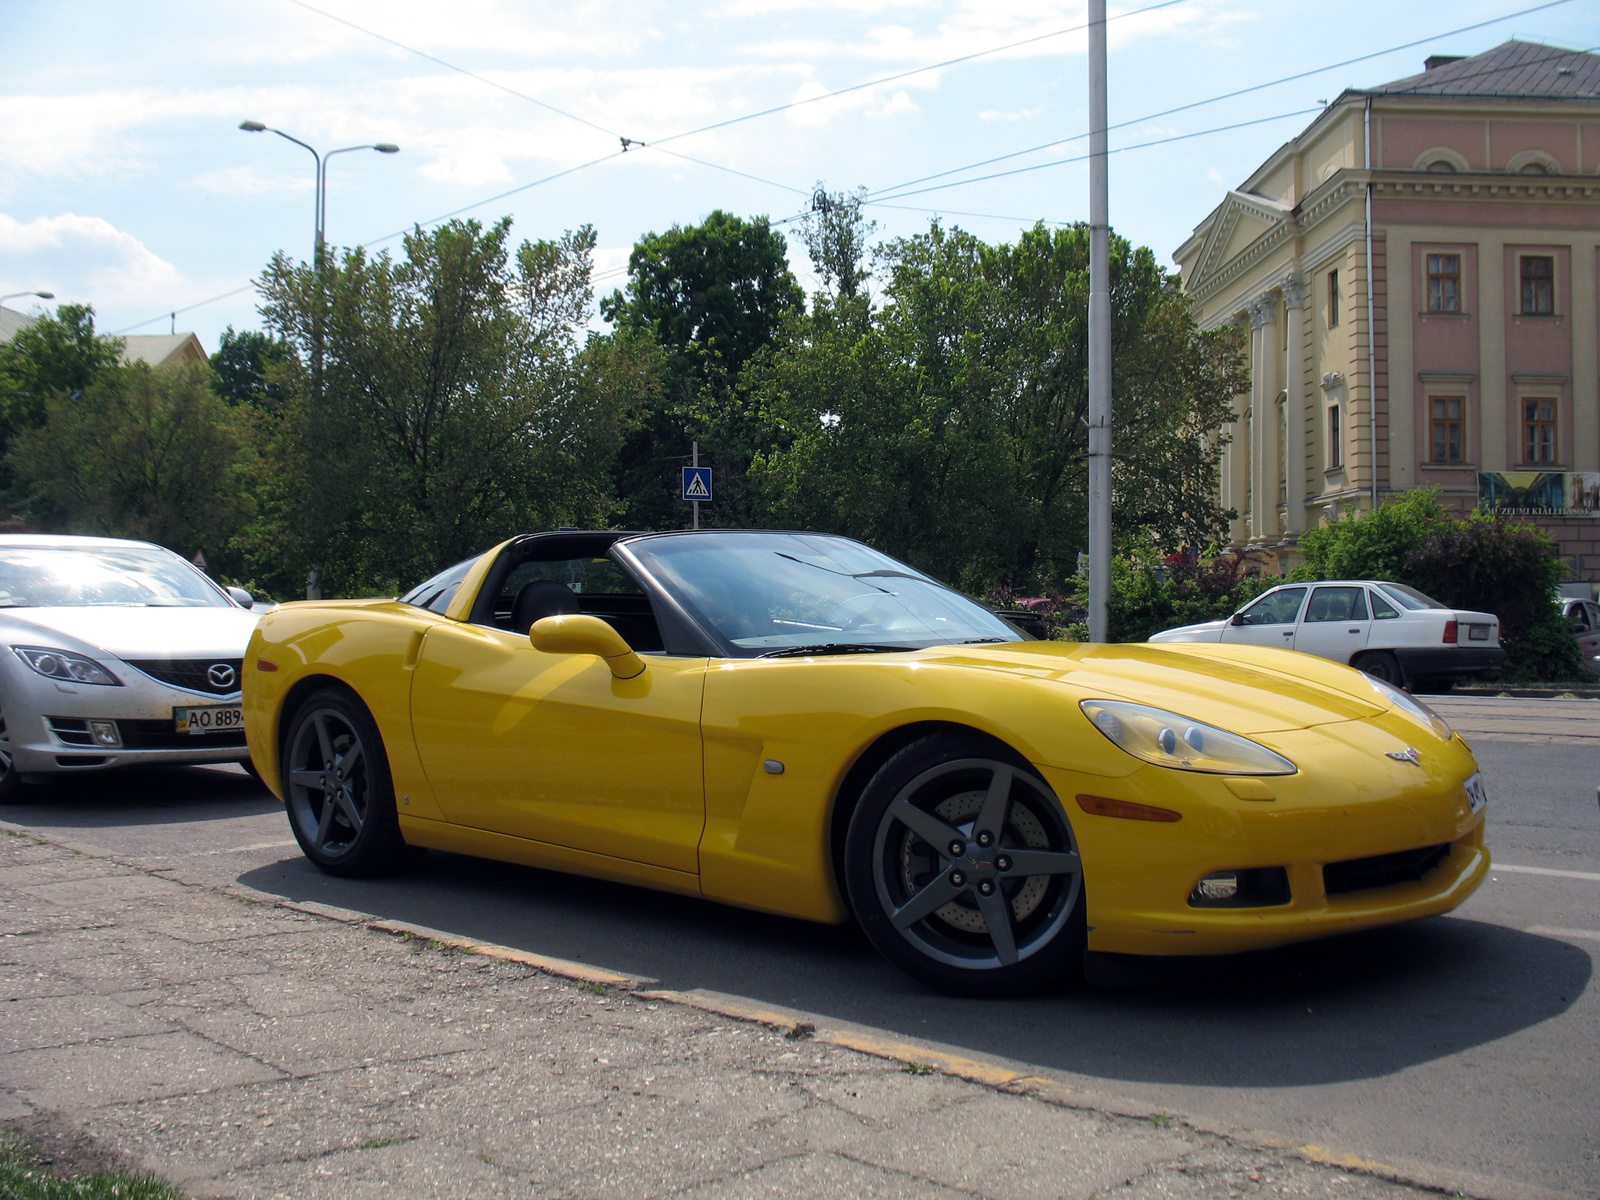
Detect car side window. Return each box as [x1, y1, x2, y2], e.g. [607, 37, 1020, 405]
[1237, 587, 1307, 626]
[1305, 586, 1368, 623]
[1369, 589, 1400, 619]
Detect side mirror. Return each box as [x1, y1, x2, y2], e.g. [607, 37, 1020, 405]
[530, 613, 645, 680]
[227, 586, 255, 610]
[1230, 613, 1246, 626]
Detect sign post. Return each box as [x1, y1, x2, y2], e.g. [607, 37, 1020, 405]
[682, 441, 713, 529]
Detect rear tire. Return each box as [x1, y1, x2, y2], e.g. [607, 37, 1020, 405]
[281, 688, 421, 877]
[1354, 650, 1405, 688]
[843, 734, 1086, 997]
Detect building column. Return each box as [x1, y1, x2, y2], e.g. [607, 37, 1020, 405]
[1247, 293, 1279, 543]
[1281, 272, 1308, 539]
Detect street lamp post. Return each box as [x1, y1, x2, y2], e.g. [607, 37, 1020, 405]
[238, 123, 398, 601]
[237, 122, 398, 268]
[0, 291, 55, 308]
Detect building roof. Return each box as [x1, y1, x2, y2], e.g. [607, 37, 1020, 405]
[0, 307, 39, 345]
[119, 332, 208, 368]
[1359, 39, 1600, 101]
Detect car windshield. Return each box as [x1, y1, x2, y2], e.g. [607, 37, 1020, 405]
[0, 546, 230, 608]
[1376, 582, 1447, 611]
[627, 532, 1020, 656]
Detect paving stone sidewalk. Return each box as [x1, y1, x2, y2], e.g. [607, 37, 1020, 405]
[1, 827, 1442, 1200]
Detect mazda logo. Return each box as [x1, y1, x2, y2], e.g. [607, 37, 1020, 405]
[207, 663, 237, 689]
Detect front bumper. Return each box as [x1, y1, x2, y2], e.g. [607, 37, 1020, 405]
[1039, 712, 1489, 957]
[1393, 646, 1504, 679]
[5, 662, 247, 776]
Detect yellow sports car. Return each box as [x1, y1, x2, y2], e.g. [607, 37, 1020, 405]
[243, 530, 1488, 995]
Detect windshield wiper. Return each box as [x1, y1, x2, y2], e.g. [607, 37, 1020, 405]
[759, 643, 909, 659]
[953, 637, 1007, 644]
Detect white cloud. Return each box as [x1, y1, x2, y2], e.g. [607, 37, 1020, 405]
[980, 105, 1046, 122]
[190, 166, 314, 197]
[0, 212, 183, 307]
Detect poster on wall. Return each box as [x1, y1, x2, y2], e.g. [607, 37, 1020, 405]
[1477, 472, 1600, 517]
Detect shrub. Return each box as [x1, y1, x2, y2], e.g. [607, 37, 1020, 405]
[1291, 491, 1583, 682]
[1069, 540, 1275, 643]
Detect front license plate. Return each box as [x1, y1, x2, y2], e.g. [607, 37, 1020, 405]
[1464, 771, 1488, 815]
[174, 705, 243, 735]
[1467, 624, 1490, 640]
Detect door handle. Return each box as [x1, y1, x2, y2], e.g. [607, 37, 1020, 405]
[1348, 627, 1360, 633]
[1282, 630, 1293, 637]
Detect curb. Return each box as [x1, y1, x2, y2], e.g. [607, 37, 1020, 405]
[1450, 686, 1600, 698]
[0, 819, 1582, 1200]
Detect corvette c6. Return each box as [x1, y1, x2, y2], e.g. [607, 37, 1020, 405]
[243, 529, 1488, 996]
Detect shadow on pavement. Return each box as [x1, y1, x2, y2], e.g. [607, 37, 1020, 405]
[238, 845, 1589, 1091]
[1, 766, 280, 827]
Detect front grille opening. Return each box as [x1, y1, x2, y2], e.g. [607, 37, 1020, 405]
[46, 717, 95, 747]
[121, 719, 247, 751]
[1324, 844, 1450, 896]
[1188, 866, 1292, 908]
[55, 755, 111, 767]
[124, 659, 243, 696]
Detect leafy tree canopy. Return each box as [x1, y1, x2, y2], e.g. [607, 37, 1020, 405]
[0, 304, 123, 437]
[211, 326, 292, 411]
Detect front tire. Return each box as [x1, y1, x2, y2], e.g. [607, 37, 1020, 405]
[844, 735, 1086, 997]
[0, 704, 25, 804]
[282, 688, 419, 877]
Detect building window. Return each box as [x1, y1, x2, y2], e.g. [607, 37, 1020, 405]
[1426, 254, 1460, 312]
[1523, 399, 1556, 463]
[1327, 269, 1340, 327]
[1520, 256, 1554, 315]
[1429, 397, 1464, 463]
[1327, 405, 1342, 468]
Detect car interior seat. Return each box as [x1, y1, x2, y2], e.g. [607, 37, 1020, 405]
[510, 580, 581, 635]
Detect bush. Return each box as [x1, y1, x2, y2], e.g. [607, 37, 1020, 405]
[1291, 491, 1583, 682]
[1070, 541, 1275, 643]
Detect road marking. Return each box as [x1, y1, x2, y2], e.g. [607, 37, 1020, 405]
[1494, 863, 1600, 882]
[1526, 926, 1600, 942]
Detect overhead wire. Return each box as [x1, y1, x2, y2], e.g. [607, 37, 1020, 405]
[865, 0, 1582, 200]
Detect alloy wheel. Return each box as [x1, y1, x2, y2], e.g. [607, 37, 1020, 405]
[869, 757, 1082, 970]
[285, 707, 371, 859]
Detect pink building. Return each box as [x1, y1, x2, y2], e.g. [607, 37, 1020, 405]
[1174, 40, 1600, 587]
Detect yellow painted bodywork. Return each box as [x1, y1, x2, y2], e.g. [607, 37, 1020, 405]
[243, 554, 1488, 957]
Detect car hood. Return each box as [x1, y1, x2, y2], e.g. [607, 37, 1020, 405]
[920, 639, 1385, 733]
[0, 606, 259, 660]
[1146, 619, 1228, 641]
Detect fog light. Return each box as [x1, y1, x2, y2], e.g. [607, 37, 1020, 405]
[1192, 871, 1238, 902]
[89, 720, 121, 748]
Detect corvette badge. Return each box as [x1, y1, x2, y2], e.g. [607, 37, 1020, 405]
[1386, 747, 1422, 765]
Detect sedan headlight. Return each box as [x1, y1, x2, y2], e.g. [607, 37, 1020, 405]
[1366, 676, 1452, 740]
[13, 646, 123, 687]
[1080, 699, 1297, 775]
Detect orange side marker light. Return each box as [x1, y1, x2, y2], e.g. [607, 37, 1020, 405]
[257, 659, 279, 672]
[1076, 794, 1182, 822]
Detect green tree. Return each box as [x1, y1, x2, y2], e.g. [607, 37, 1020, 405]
[750, 221, 1245, 593]
[602, 210, 804, 530]
[0, 304, 123, 446]
[6, 362, 255, 566]
[255, 218, 657, 595]
[210, 325, 291, 411]
[799, 184, 876, 301]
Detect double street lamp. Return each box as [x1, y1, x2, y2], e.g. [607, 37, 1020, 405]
[238, 121, 398, 267]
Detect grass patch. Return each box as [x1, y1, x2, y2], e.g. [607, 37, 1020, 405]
[1150, 1110, 1172, 1129]
[784, 1023, 814, 1041]
[580, 981, 608, 995]
[901, 1062, 935, 1076]
[358, 1138, 395, 1151]
[0, 1131, 185, 1199]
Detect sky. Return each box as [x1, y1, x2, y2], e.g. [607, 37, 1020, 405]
[2, 0, 1597, 351]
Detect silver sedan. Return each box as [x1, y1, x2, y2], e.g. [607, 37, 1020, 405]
[0, 535, 262, 800]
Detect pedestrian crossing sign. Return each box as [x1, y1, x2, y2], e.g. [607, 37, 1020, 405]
[682, 466, 713, 501]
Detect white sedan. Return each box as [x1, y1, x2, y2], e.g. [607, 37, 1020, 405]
[1148, 579, 1503, 689]
[0, 535, 261, 800]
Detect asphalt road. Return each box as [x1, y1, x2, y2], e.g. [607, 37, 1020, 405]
[4, 696, 1596, 1198]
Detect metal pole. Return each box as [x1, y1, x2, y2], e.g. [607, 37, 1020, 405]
[692, 441, 700, 531]
[1362, 97, 1380, 512]
[1087, 0, 1113, 644]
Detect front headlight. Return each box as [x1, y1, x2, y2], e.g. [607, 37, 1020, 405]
[13, 646, 123, 687]
[1079, 699, 1297, 775]
[1365, 676, 1452, 740]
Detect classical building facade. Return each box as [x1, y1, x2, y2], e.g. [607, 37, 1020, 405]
[1174, 40, 1600, 584]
